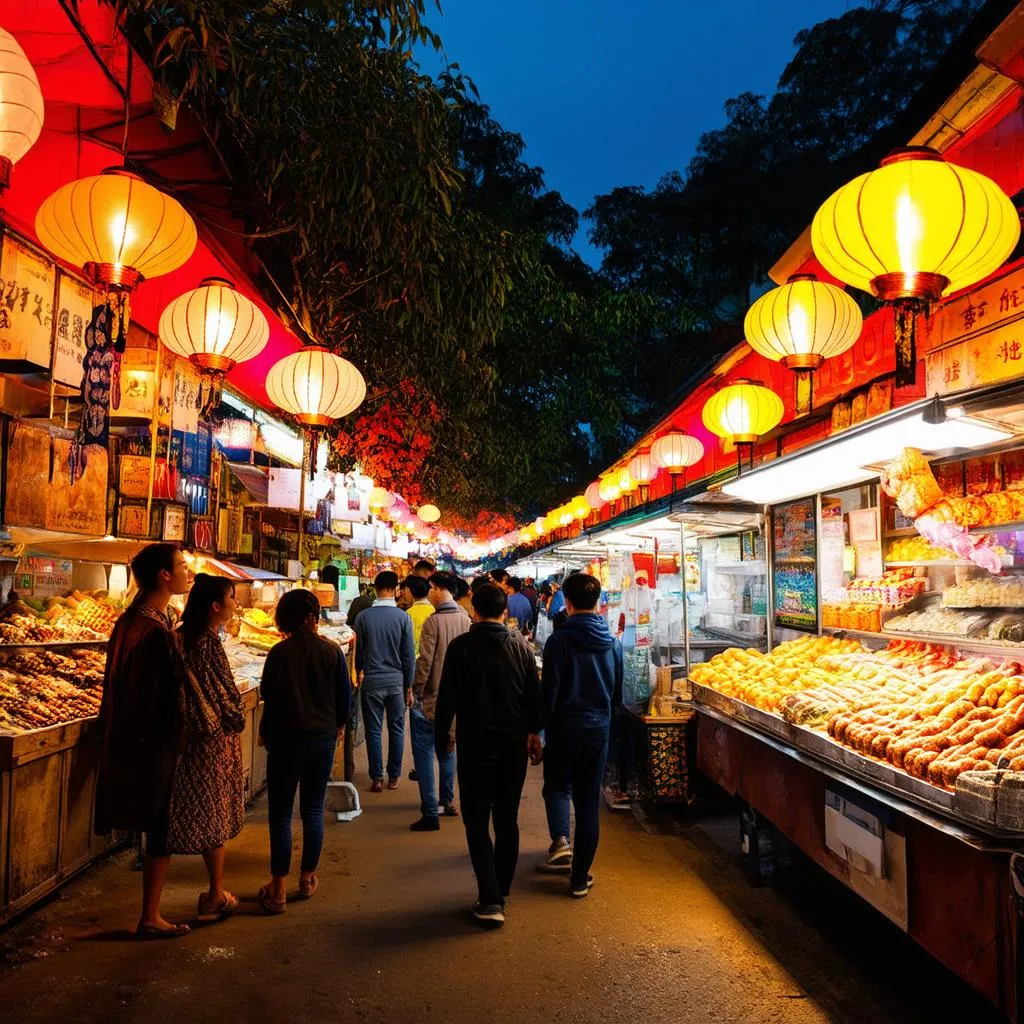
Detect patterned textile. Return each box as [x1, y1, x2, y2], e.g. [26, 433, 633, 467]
[166, 631, 245, 855]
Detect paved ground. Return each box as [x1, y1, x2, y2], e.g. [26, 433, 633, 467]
[0, 737, 1005, 1024]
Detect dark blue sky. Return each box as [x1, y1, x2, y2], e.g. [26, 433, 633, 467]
[422, 0, 861, 263]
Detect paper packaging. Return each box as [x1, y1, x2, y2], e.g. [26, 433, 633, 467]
[825, 790, 885, 878]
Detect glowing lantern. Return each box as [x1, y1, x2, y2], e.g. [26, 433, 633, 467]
[558, 505, 573, 528]
[0, 27, 43, 191]
[266, 346, 365, 427]
[534, 516, 547, 535]
[811, 147, 1020, 386]
[35, 169, 196, 291]
[584, 480, 605, 511]
[418, 504, 441, 524]
[571, 495, 590, 520]
[369, 486, 394, 511]
[520, 526, 534, 544]
[702, 379, 783, 471]
[618, 468, 637, 495]
[159, 277, 269, 411]
[598, 476, 621, 505]
[628, 451, 657, 502]
[744, 274, 862, 414]
[651, 432, 704, 493]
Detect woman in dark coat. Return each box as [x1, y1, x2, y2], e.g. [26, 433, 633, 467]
[169, 574, 246, 921]
[94, 543, 191, 939]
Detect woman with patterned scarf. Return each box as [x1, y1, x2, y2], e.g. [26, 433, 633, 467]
[168, 573, 246, 923]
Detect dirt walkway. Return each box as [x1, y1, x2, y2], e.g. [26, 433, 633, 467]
[0, 738, 1003, 1023]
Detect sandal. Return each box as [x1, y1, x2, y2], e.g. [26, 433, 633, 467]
[297, 874, 319, 900]
[257, 883, 286, 915]
[134, 922, 191, 941]
[197, 891, 240, 922]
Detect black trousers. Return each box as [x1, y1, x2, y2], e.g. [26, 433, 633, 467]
[457, 735, 529, 907]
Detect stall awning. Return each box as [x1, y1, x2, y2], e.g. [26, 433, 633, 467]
[227, 464, 270, 505]
[7, 527, 150, 565]
[197, 557, 286, 581]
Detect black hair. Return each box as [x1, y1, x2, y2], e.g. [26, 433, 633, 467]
[562, 572, 601, 611]
[130, 543, 180, 594]
[472, 583, 507, 619]
[275, 588, 321, 636]
[470, 575, 492, 593]
[374, 570, 399, 592]
[490, 568, 509, 584]
[428, 571, 457, 594]
[451, 577, 470, 600]
[320, 564, 340, 588]
[539, 584, 553, 597]
[413, 559, 436, 574]
[508, 576, 523, 593]
[180, 573, 235, 641]
[403, 575, 430, 600]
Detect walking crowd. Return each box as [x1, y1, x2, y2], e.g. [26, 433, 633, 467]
[94, 544, 623, 935]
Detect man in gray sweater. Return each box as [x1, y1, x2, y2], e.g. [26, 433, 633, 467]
[409, 572, 471, 832]
[354, 571, 415, 791]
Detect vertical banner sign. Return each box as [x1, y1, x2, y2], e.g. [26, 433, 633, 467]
[0, 234, 55, 368]
[52, 273, 96, 387]
[772, 497, 819, 632]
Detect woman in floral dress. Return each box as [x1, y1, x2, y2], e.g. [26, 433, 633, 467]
[167, 573, 246, 921]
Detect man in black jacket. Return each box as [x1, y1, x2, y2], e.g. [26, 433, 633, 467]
[434, 583, 542, 928]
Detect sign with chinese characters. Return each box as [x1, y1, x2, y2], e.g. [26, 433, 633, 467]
[52, 274, 96, 387]
[26, 557, 73, 598]
[0, 234, 54, 369]
[923, 264, 1024, 354]
[925, 318, 1024, 396]
[110, 342, 158, 421]
[172, 361, 201, 434]
[162, 503, 188, 542]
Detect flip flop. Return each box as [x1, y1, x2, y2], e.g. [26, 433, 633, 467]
[197, 891, 240, 922]
[257, 883, 286, 915]
[297, 874, 319, 900]
[134, 922, 191, 941]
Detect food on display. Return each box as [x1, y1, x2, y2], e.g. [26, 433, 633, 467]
[884, 606, 988, 636]
[985, 615, 1024, 643]
[822, 603, 883, 631]
[239, 606, 282, 651]
[689, 635, 862, 712]
[942, 576, 1024, 608]
[0, 613, 106, 644]
[0, 647, 105, 732]
[885, 535, 954, 562]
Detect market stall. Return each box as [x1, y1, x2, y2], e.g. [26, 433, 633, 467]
[684, 389, 1024, 1015]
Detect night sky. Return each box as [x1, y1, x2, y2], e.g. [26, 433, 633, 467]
[422, 0, 861, 262]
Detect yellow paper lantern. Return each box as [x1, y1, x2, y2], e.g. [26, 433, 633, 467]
[159, 277, 269, 374]
[0, 27, 43, 190]
[418, 504, 441, 524]
[266, 346, 366, 427]
[811, 148, 1020, 302]
[744, 274, 862, 372]
[369, 486, 394, 511]
[520, 526, 534, 544]
[558, 505, 573, 527]
[702, 379, 783, 445]
[534, 516, 547, 535]
[617, 468, 638, 495]
[35, 169, 196, 289]
[571, 495, 591, 520]
[651, 432, 704, 472]
[598, 476, 621, 504]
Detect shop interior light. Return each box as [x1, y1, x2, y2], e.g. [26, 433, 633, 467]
[0, 26, 43, 192]
[722, 406, 1015, 505]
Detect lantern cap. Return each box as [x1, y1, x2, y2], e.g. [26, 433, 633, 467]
[199, 276, 237, 290]
[880, 146, 941, 167]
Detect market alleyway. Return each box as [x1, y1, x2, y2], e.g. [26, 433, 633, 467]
[0, 740, 1004, 1024]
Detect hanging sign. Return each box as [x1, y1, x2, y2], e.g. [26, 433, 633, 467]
[332, 471, 371, 522]
[46, 436, 108, 535]
[111, 342, 158, 421]
[52, 274, 96, 388]
[172, 361, 201, 434]
[0, 234, 54, 370]
[925, 319, 1024, 396]
[119, 454, 153, 499]
[267, 467, 318, 512]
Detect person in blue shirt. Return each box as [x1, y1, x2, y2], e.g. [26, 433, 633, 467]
[505, 576, 534, 638]
[354, 571, 415, 791]
[548, 582, 566, 619]
[540, 572, 623, 897]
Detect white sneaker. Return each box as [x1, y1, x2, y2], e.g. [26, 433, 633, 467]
[538, 836, 573, 873]
[570, 874, 595, 899]
[473, 903, 505, 928]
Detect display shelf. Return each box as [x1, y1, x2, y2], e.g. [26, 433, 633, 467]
[822, 624, 1024, 658]
[969, 520, 1024, 535]
[882, 526, 920, 538]
[0, 640, 107, 650]
[884, 560, 975, 568]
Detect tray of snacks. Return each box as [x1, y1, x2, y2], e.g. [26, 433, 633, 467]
[941, 575, 1024, 609]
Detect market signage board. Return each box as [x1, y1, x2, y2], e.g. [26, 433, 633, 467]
[331, 472, 371, 523]
[924, 319, 1024, 396]
[0, 234, 54, 370]
[267, 468, 317, 512]
[772, 497, 818, 632]
[52, 275, 96, 388]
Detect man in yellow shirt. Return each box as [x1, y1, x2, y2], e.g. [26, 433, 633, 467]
[404, 575, 434, 654]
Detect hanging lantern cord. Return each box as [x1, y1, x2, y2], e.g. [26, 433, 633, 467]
[894, 298, 929, 389]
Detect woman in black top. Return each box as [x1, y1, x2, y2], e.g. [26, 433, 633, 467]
[258, 590, 352, 914]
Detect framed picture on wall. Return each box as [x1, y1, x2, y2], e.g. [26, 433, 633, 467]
[162, 503, 188, 543]
[118, 501, 161, 540]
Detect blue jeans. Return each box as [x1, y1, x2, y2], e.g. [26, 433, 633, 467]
[266, 733, 336, 877]
[362, 688, 406, 782]
[542, 726, 609, 886]
[409, 703, 455, 818]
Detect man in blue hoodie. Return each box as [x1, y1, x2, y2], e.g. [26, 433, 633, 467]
[540, 572, 623, 897]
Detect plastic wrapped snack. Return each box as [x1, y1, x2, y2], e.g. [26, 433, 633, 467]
[880, 448, 943, 520]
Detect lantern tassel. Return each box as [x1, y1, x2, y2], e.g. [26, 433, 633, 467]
[894, 298, 927, 388]
[794, 371, 813, 418]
